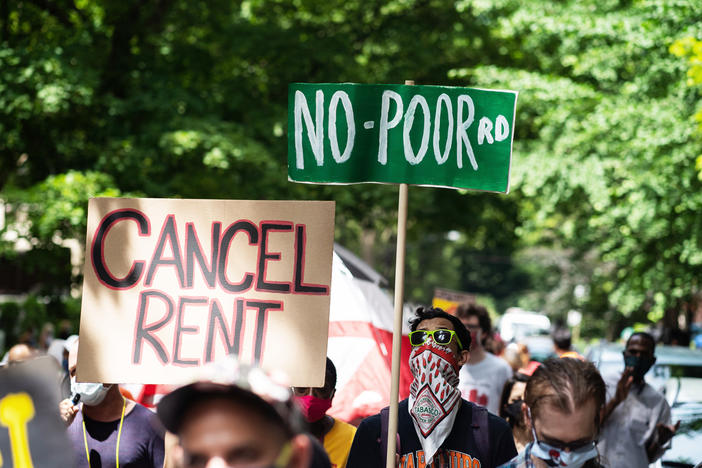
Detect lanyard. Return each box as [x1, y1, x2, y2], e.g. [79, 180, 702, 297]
[82, 397, 126, 468]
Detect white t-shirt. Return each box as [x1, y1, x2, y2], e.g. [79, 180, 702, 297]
[597, 371, 672, 468]
[457, 352, 512, 414]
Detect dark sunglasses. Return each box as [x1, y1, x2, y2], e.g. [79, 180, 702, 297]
[531, 412, 597, 452]
[408, 329, 463, 350]
[533, 431, 597, 453]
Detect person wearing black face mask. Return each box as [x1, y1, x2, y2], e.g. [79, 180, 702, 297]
[597, 332, 681, 467]
[499, 372, 532, 452]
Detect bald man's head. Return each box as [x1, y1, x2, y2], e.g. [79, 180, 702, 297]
[8, 344, 36, 364]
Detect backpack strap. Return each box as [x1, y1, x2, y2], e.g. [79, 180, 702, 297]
[379, 406, 401, 467]
[470, 402, 490, 467]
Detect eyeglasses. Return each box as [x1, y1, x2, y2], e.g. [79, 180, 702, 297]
[408, 329, 463, 350]
[529, 410, 597, 453]
[532, 426, 597, 453]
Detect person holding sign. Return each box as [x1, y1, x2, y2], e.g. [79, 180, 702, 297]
[59, 338, 165, 468]
[346, 307, 517, 468]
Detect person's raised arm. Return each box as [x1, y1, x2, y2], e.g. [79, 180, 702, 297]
[600, 369, 633, 424]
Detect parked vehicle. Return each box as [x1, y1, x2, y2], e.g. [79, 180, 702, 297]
[498, 308, 554, 362]
[499, 308, 552, 342]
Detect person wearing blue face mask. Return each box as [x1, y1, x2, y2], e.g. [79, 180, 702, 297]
[597, 332, 680, 467]
[498, 358, 606, 468]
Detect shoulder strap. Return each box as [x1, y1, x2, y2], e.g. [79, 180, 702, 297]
[470, 402, 490, 467]
[380, 406, 389, 467]
[379, 406, 401, 467]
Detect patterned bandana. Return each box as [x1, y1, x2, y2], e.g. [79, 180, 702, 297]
[408, 341, 462, 464]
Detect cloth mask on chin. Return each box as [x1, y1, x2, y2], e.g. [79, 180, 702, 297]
[71, 377, 112, 406]
[408, 341, 462, 465]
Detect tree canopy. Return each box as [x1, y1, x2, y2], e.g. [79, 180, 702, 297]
[1, 0, 701, 345]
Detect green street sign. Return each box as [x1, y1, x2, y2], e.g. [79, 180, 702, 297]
[288, 83, 518, 193]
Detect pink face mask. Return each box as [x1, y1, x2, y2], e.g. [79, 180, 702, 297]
[294, 395, 332, 422]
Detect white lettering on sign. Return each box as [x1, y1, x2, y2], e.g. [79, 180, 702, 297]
[477, 114, 510, 145]
[403, 95, 430, 165]
[293, 90, 509, 171]
[457, 95, 477, 170]
[495, 115, 509, 142]
[433, 93, 453, 165]
[378, 90, 404, 165]
[294, 90, 324, 169]
[328, 91, 355, 164]
[478, 117, 494, 145]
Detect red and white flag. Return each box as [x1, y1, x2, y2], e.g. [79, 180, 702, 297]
[327, 253, 413, 424]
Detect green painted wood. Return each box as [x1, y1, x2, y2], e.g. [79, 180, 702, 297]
[288, 83, 517, 192]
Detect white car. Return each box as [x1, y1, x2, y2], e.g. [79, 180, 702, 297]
[498, 308, 551, 342]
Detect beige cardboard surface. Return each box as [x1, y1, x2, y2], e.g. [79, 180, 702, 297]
[78, 198, 335, 386]
[432, 287, 476, 314]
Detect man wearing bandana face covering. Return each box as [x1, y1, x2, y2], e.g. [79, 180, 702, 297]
[347, 307, 517, 468]
[597, 332, 680, 467]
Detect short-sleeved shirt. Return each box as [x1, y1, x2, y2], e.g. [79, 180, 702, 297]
[597, 371, 672, 467]
[497, 443, 535, 468]
[67, 402, 165, 468]
[324, 417, 357, 468]
[346, 399, 517, 468]
[458, 353, 513, 414]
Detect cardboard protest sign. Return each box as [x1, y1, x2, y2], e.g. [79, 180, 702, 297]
[0, 357, 75, 467]
[78, 198, 335, 387]
[432, 288, 476, 314]
[288, 83, 518, 192]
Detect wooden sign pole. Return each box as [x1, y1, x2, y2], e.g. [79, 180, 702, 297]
[385, 79, 414, 468]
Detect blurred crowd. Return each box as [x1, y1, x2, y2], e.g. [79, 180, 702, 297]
[0, 303, 697, 468]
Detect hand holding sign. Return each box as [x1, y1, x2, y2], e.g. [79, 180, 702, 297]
[288, 81, 518, 468]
